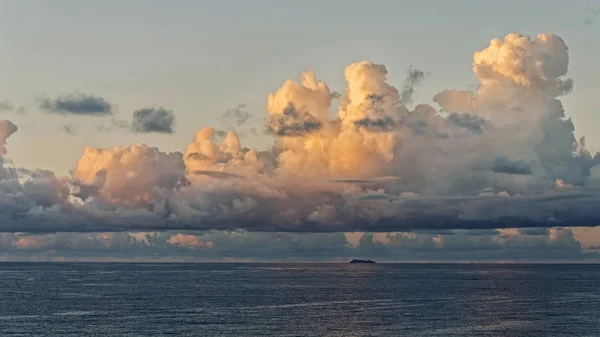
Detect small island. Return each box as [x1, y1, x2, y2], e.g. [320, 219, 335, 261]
[349, 259, 376, 264]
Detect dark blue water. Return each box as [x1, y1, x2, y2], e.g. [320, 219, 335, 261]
[0, 263, 598, 336]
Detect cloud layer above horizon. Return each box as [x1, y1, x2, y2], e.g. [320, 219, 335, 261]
[1, 33, 600, 234]
[2, 227, 598, 262]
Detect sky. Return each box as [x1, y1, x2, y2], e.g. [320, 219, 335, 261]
[0, 0, 600, 262]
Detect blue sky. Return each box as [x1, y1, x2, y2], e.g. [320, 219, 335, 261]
[0, 1, 600, 262]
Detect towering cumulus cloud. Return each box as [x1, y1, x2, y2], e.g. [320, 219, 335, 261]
[72, 144, 185, 207]
[265, 70, 331, 137]
[1, 33, 600, 233]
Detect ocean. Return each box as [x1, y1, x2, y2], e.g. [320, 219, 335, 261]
[0, 263, 598, 336]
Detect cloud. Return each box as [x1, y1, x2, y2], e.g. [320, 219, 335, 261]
[1, 33, 600, 236]
[353, 95, 398, 132]
[265, 104, 323, 136]
[0, 120, 17, 155]
[62, 124, 76, 135]
[95, 118, 130, 132]
[489, 156, 532, 175]
[583, 5, 600, 25]
[191, 170, 243, 179]
[472, 33, 572, 96]
[398, 66, 425, 105]
[167, 233, 213, 249]
[0, 226, 596, 261]
[96, 107, 176, 134]
[39, 92, 112, 116]
[71, 144, 185, 207]
[265, 70, 331, 137]
[446, 113, 487, 134]
[0, 100, 14, 112]
[222, 104, 252, 126]
[217, 105, 261, 138]
[132, 107, 176, 134]
[0, 101, 26, 115]
[328, 176, 400, 186]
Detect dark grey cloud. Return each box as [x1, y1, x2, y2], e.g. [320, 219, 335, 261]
[556, 77, 574, 96]
[490, 156, 533, 175]
[132, 107, 176, 133]
[1, 177, 600, 233]
[214, 130, 227, 140]
[354, 116, 397, 132]
[399, 66, 425, 105]
[218, 105, 261, 138]
[62, 124, 76, 135]
[328, 177, 400, 185]
[222, 104, 252, 126]
[39, 92, 112, 116]
[95, 107, 175, 134]
[447, 112, 487, 134]
[519, 227, 550, 236]
[354, 94, 399, 132]
[266, 104, 322, 136]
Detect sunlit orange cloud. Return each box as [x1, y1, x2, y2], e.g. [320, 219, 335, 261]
[12, 236, 44, 249]
[0, 33, 599, 234]
[167, 233, 213, 249]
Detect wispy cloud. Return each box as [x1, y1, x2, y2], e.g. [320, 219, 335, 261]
[62, 124, 76, 135]
[583, 5, 600, 25]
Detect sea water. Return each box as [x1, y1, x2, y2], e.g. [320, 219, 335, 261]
[1, 263, 598, 336]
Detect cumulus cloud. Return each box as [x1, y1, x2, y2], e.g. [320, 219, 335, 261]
[71, 144, 185, 207]
[1, 33, 600, 235]
[266, 104, 323, 136]
[473, 33, 573, 96]
[39, 92, 113, 115]
[0, 120, 17, 155]
[265, 70, 331, 136]
[132, 107, 176, 133]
